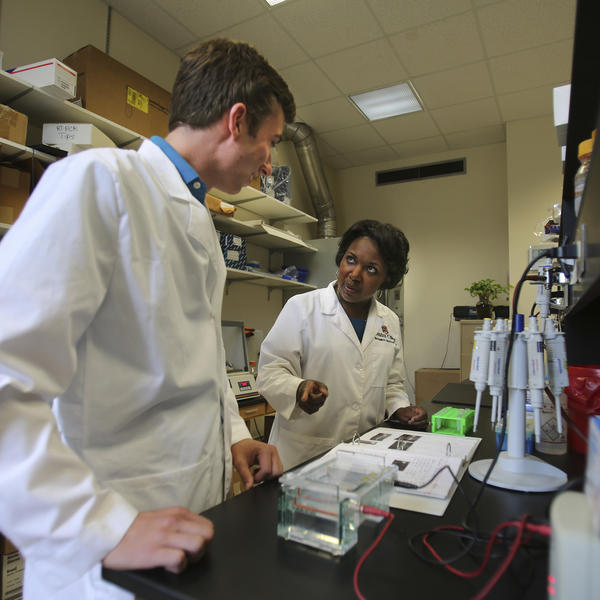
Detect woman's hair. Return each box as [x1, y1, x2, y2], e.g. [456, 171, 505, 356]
[169, 38, 296, 134]
[335, 219, 409, 289]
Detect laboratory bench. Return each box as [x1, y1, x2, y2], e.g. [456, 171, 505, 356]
[103, 385, 586, 599]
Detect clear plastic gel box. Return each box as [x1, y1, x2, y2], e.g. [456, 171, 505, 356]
[277, 450, 397, 555]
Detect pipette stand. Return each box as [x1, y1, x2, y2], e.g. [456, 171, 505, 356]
[469, 323, 567, 492]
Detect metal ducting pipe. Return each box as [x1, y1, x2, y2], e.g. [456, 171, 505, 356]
[282, 122, 337, 238]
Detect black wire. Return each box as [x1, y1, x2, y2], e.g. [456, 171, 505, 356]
[440, 312, 453, 369]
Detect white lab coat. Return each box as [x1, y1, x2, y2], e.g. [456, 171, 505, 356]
[0, 140, 250, 599]
[257, 281, 410, 470]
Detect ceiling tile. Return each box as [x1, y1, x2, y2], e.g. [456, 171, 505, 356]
[272, 0, 382, 57]
[366, 0, 472, 35]
[392, 136, 449, 158]
[372, 111, 440, 144]
[316, 39, 407, 94]
[313, 137, 338, 158]
[489, 39, 573, 95]
[445, 124, 506, 149]
[412, 61, 494, 110]
[431, 97, 501, 134]
[477, 0, 576, 58]
[344, 145, 400, 167]
[280, 62, 340, 107]
[209, 13, 308, 69]
[320, 124, 386, 153]
[107, 0, 197, 50]
[323, 154, 354, 169]
[296, 97, 366, 133]
[497, 86, 554, 122]
[153, 0, 265, 38]
[389, 12, 484, 76]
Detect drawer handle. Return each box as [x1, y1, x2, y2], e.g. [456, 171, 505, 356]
[244, 408, 260, 415]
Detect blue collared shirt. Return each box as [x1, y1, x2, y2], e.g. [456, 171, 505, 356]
[150, 135, 206, 204]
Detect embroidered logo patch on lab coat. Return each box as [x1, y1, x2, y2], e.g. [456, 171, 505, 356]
[375, 325, 395, 343]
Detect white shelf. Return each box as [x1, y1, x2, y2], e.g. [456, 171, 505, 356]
[0, 136, 56, 163]
[0, 70, 143, 149]
[212, 215, 317, 253]
[210, 186, 317, 224]
[226, 267, 315, 292]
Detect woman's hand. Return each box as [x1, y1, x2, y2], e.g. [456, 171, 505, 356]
[392, 406, 428, 430]
[296, 380, 329, 414]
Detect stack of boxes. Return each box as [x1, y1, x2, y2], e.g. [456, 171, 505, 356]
[0, 535, 23, 600]
[218, 232, 247, 270]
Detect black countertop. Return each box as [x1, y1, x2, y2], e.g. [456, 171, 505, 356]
[103, 385, 586, 599]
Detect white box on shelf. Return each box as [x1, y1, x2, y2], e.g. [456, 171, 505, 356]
[9, 58, 77, 100]
[42, 123, 115, 154]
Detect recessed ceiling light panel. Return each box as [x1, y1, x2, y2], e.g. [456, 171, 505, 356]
[264, 0, 288, 6]
[350, 82, 423, 121]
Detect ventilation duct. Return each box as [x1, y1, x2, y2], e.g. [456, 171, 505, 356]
[282, 122, 337, 238]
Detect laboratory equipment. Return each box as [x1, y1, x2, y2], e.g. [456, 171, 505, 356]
[487, 318, 509, 425]
[431, 406, 475, 436]
[277, 450, 397, 555]
[468, 318, 492, 431]
[221, 320, 260, 402]
[468, 314, 568, 492]
[548, 491, 600, 600]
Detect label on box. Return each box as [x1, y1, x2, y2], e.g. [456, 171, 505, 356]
[1, 552, 23, 600]
[226, 250, 240, 262]
[127, 87, 149, 114]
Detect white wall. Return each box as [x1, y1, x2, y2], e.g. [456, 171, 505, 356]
[506, 116, 565, 314]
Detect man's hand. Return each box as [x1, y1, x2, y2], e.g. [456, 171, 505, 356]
[102, 507, 214, 574]
[296, 380, 328, 414]
[231, 438, 283, 491]
[392, 406, 428, 430]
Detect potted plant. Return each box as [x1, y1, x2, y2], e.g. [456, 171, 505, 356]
[464, 278, 512, 319]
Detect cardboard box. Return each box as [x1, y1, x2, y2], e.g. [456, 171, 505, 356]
[42, 123, 116, 153]
[415, 368, 461, 404]
[0, 166, 31, 224]
[63, 45, 170, 138]
[0, 535, 17, 556]
[0, 105, 28, 145]
[1, 551, 23, 600]
[9, 58, 77, 100]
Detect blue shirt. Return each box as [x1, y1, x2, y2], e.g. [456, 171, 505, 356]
[349, 316, 367, 342]
[150, 135, 207, 205]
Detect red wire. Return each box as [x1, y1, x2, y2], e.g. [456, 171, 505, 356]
[471, 514, 528, 600]
[353, 507, 395, 600]
[421, 515, 551, 599]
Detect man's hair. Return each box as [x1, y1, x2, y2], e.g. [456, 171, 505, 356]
[169, 38, 296, 135]
[335, 219, 410, 289]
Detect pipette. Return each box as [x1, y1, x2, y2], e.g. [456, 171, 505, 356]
[526, 316, 546, 443]
[469, 319, 492, 432]
[544, 318, 569, 435]
[487, 318, 509, 426]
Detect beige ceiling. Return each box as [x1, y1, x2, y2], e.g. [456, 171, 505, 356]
[103, 0, 575, 170]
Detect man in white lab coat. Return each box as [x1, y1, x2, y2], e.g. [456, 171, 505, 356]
[0, 39, 294, 599]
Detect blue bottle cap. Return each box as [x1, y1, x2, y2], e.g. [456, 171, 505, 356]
[514, 313, 524, 332]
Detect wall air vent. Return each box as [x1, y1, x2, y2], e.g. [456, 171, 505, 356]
[376, 158, 466, 186]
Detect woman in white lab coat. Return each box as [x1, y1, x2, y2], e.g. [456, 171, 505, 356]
[257, 220, 428, 470]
